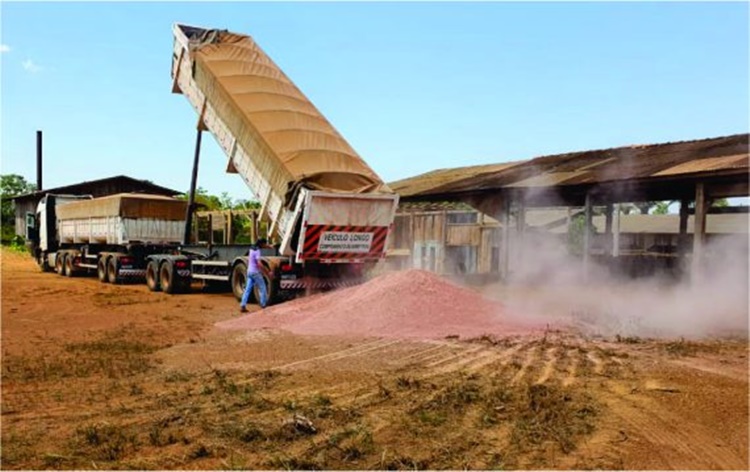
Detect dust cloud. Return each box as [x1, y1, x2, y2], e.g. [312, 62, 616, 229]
[486, 232, 749, 340]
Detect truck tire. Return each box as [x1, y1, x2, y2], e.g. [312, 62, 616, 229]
[55, 253, 66, 276]
[38, 252, 51, 272]
[107, 257, 121, 284]
[231, 262, 247, 301]
[255, 271, 276, 307]
[160, 261, 177, 294]
[97, 258, 109, 283]
[146, 260, 161, 292]
[64, 254, 76, 277]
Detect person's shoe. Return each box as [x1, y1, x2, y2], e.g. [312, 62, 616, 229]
[239, 306, 248, 314]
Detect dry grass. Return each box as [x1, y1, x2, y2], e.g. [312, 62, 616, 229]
[2, 324, 604, 470]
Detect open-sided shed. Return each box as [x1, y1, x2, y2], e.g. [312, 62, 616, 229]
[392, 133, 749, 280]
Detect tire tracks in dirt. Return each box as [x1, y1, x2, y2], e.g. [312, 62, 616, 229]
[600, 382, 747, 470]
[273, 338, 403, 371]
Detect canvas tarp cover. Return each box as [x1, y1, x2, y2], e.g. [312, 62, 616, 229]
[188, 29, 391, 200]
[56, 194, 187, 221]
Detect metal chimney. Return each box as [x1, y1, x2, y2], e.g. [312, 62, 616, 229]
[36, 130, 43, 191]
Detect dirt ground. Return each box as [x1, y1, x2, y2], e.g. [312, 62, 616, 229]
[1, 247, 748, 470]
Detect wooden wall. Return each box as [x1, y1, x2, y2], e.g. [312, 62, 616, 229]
[388, 209, 502, 275]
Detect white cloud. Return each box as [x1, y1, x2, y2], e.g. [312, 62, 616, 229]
[22, 59, 42, 73]
[0, 44, 10, 53]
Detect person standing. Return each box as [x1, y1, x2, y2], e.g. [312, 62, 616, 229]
[240, 238, 268, 313]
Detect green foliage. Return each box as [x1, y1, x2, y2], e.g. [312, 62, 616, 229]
[652, 201, 672, 215]
[711, 198, 729, 208]
[181, 188, 265, 244]
[1, 174, 36, 244]
[567, 213, 590, 256]
[176, 187, 260, 211]
[623, 198, 728, 216]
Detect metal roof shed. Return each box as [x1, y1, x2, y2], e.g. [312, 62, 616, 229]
[392, 134, 750, 281]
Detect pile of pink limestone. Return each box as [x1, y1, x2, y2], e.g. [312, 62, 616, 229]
[216, 269, 545, 340]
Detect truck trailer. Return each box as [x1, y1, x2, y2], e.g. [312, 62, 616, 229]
[144, 23, 399, 303]
[30, 193, 188, 283]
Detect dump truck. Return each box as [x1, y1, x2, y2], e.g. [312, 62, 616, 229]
[29, 193, 188, 284]
[139, 23, 398, 303]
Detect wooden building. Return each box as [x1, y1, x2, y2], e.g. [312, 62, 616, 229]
[386, 202, 503, 279]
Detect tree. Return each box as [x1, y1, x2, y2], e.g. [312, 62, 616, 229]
[652, 201, 673, 215]
[177, 188, 263, 243]
[1, 174, 36, 244]
[176, 188, 260, 211]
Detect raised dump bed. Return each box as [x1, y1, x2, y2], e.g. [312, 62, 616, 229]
[171, 23, 395, 255]
[56, 193, 187, 245]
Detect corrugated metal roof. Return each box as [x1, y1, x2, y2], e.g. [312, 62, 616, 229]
[506, 171, 588, 188]
[419, 133, 749, 197]
[389, 161, 523, 197]
[398, 200, 475, 212]
[652, 154, 748, 177]
[12, 175, 181, 202]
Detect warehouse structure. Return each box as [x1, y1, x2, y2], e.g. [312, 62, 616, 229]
[389, 133, 749, 281]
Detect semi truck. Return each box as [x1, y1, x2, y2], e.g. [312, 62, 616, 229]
[29, 193, 188, 283]
[25, 23, 399, 306]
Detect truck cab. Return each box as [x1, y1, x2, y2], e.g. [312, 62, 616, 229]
[31, 193, 93, 270]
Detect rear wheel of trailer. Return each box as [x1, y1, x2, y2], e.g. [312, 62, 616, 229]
[55, 253, 65, 275]
[145, 260, 161, 292]
[107, 257, 121, 284]
[97, 257, 108, 283]
[159, 261, 180, 294]
[63, 253, 77, 277]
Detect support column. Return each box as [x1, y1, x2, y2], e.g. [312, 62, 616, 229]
[692, 183, 708, 283]
[226, 210, 233, 244]
[678, 199, 689, 257]
[501, 195, 511, 280]
[612, 203, 621, 257]
[516, 197, 526, 272]
[408, 211, 415, 270]
[583, 192, 592, 281]
[605, 203, 613, 256]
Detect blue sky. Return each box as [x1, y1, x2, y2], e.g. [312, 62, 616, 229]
[2, 1, 748, 201]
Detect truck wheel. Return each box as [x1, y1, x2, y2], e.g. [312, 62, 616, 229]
[97, 258, 109, 283]
[255, 272, 276, 306]
[38, 252, 51, 272]
[146, 260, 161, 292]
[64, 254, 76, 277]
[231, 262, 247, 301]
[107, 257, 121, 284]
[160, 261, 177, 294]
[55, 253, 66, 276]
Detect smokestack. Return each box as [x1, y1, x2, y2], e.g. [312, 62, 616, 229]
[36, 130, 43, 191]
